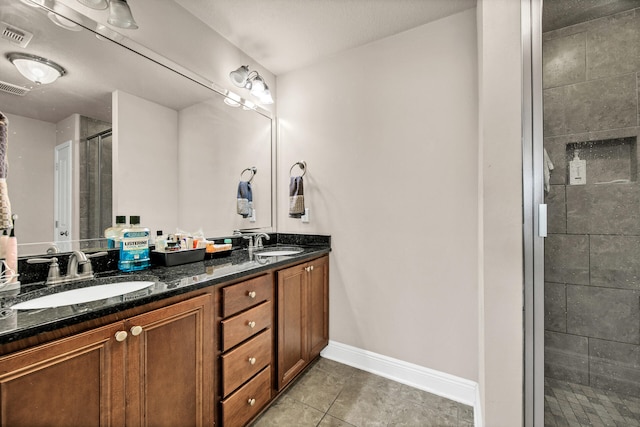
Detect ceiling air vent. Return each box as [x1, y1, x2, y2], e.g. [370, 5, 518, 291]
[0, 80, 30, 96]
[0, 22, 33, 48]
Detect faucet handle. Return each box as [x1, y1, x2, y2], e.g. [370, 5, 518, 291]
[86, 251, 108, 259]
[27, 257, 60, 284]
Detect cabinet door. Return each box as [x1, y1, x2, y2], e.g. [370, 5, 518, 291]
[125, 294, 213, 427]
[308, 256, 329, 360]
[277, 263, 308, 390]
[0, 322, 126, 427]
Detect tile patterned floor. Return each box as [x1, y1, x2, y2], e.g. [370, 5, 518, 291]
[545, 377, 640, 426]
[251, 357, 474, 427]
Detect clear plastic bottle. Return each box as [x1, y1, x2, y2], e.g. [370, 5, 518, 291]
[105, 215, 127, 249]
[118, 215, 150, 272]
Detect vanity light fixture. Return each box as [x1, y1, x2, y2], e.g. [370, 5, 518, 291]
[224, 91, 242, 107]
[7, 52, 66, 85]
[77, 0, 137, 29]
[229, 65, 274, 104]
[107, 0, 138, 29]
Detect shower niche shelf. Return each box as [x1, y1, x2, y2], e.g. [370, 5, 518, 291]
[565, 137, 637, 185]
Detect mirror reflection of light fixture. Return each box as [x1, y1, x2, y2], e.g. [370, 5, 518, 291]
[229, 65, 274, 104]
[47, 11, 82, 31]
[107, 0, 138, 29]
[77, 0, 109, 9]
[7, 52, 66, 85]
[224, 91, 242, 107]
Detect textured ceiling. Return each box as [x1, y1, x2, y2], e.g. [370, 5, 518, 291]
[173, 0, 476, 75]
[542, 0, 640, 32]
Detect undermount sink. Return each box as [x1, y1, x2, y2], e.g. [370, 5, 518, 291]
[11, 281, 155, 310]
[255, 246, 304, 257]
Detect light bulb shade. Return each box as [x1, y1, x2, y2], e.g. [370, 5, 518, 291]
[249, 76, 266, 97]
[229, 65, 249, 87]
[223, 91, 241, 107]
[108, 0, 138, 29]
[76, 0, 108, 9]
[258, 87, 274, 104]
[7, 53, 66, 85]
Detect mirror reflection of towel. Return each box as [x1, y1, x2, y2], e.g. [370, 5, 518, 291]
[237, 181, 252, 218]
[544, 148, 554, 194]
[289, 176, 304, 218]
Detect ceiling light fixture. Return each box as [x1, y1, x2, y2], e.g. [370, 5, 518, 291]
[7, 52, 66, 85]
[229, 65, 274, 104]
[107, 0, 138, 29]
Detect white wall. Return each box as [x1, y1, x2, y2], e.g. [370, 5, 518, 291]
[277, 9, 479, 382]
[477, 0, 524, 425]
[177, 100, 272, 236]
[4, 114, 56, 244]
[113, 90, 179, 235]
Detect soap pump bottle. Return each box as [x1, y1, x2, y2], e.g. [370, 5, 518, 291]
[569, 149, 586, 185]
[118, 215, 150, 272]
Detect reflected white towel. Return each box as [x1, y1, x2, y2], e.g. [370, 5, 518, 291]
[544, 148, 554, 194]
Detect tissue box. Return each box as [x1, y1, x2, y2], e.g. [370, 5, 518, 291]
[151, 248, 205, 266]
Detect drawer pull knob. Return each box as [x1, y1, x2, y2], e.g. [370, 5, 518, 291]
[248, 357, 256, 365]
[248, 291, 256, 298]
[248, 321, 256, 328]
[114, 331, 128, 342]
[248, 398, 256, 406]
[305, 266, 310, 272]
[310, 265, 314, 271]
[130, 326, 143, 336]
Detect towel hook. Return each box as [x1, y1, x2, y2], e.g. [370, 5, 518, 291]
[289, 161, 307, 177]
[240, 166, 257, 183]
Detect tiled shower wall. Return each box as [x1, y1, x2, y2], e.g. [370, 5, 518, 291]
[543, 8, 640, 395]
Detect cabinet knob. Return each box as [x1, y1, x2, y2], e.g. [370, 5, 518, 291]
[247, 321, 256, 329]
[247, 398, 256, 406]
[248, 357, 256, 365]
[130, 325, 143, 336]
[305, 266, 310, 272]
[310, 265, 314, 271]
[247, 291, 256, 299]
[114, 331, 128, 342]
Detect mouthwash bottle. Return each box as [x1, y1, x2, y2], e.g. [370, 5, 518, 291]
[118, 215, 150, 272]
[105, 215, 127, 249]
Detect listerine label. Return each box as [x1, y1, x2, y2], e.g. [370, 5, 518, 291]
[119, 229, 150, 271]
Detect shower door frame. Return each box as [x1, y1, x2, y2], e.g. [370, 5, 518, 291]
[522, 0, 544, 425]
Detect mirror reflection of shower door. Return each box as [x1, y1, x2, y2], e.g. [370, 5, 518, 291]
[54, 141, 72, 248]
[541, 2, 640, 426]
[81, 129, 112, 240]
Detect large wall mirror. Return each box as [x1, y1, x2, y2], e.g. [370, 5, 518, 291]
[0, 0, 274, 256]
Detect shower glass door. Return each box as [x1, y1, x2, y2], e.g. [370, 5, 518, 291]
[541, 2, 640, 425]
[81, 128, 112, 241]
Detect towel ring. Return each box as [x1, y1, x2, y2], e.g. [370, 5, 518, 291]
[289, 161, 307, 177]
[240, 166, 257, 183]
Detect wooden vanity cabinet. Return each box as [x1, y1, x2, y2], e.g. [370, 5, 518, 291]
[218, 273, 275, 427]
[277, 255, 329, 390]
[0, 294, 213, 427]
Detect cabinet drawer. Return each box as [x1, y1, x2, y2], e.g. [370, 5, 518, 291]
[222, 329, 272, 397]
[222, 274, 273, 318]
[221, 365, 271, 427]
[222, 301, 272, 351]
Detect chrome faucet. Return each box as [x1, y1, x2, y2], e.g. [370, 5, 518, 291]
[67, 251, 89, 280]
[253, 233, 270, 250]
[27, 251, 107, 286]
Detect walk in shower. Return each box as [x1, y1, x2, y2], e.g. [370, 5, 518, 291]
[79, 119, 112, 241]
[541, 1, 640, 425]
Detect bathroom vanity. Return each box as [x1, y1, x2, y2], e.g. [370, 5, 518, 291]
[0, 241, 329, 427]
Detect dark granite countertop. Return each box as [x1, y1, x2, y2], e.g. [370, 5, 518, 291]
[0, 239, 330, 345]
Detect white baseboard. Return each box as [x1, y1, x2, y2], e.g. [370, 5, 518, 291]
[320, 340, 483, 427]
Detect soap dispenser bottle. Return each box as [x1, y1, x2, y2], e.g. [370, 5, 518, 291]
[569, 149, 586, 185]
[118, 215, 150, 272]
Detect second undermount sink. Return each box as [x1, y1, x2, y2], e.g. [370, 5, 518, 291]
[11, 281, 155, 310]
[254, 246, 304, 257]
